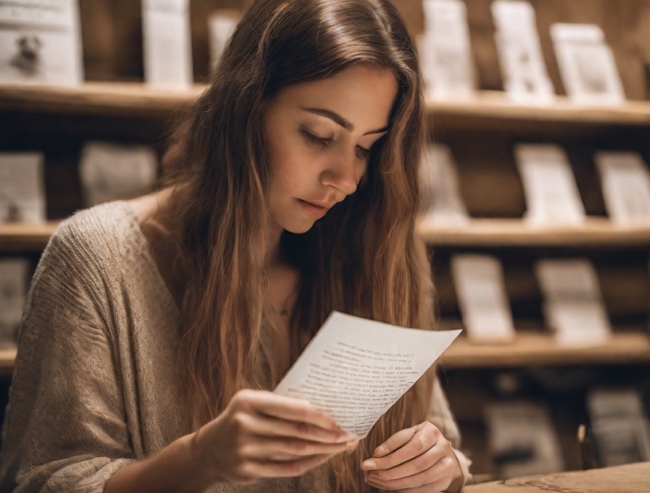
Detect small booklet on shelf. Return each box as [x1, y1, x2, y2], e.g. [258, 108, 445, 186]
[274, 311, 461, 437]
[0, 258, 30, 348]
[419, 143, 469, 226]
[515, 144, 585, 225]
[587, 388, 650, 466]
[485, 401, 565, 478]
[535, 259, 611, 346]
[79, 142, 158, 207]
[142, 0, 193, 90]
[551, 24, 625, 105]
[491, 1, 555, 103]
[451, 254, 515, 343]
[208, 10, 240, 72]
[420, 0, 475, 100]
[0, 152, 46, 224]
[595, 152, 650, 224]
[0, 0, 84, 86]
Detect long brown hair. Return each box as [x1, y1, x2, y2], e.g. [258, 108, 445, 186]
[163, 0, 436, 490]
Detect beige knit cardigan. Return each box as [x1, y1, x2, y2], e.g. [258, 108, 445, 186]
[0, 202, 470, 493]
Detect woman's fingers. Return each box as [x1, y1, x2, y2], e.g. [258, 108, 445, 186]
[365, 455, 456, 492]
[242, 435, 351, 461]
[362, 423, 439, 472]
[366, 441, 447, 482]
[234, 390, 342, 433]
[240, 453, 333, 480]
[233, 409, 354, 444]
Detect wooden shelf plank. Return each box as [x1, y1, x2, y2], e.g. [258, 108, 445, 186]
[4, 218, 650, 251]
[417, 217, 650, 247]
[0, 82, 205, 118]
[427, 91, 650, 127]
[0, 333, 646, 375]
[440, 332, 650, 369]
[0, 222, 59, 251]
[0, 348, 17, 377]
[1, 84, 650, 126]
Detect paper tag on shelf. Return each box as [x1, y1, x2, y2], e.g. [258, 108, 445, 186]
[208, 11, 239, 71]
[0, 258, 30, 347]
[143, 0, 193, 89]
[79, 142, 158, 207]
[451, 254, 515, 343]
[491, 1, 555, 103]
[515, 144, 585, 225]
[551, 23, 625, 105]
[595, 152, 650, 224]
[0, 0, 84, 86]
[587, 389, 650, 465]
[420, 0, 475, 99]
[419, 144, 469, 225]
[536, 259, 611, 346]
[0, 152, 46, 224]
[485, 401, 565, 477]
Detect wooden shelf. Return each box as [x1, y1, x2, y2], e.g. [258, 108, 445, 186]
[0, 348, 17, 377]
[440, 332, 650, 369]
[427, 91, 650, 127]
[0, 221, 59, 251]
[0, 82, 205, 119]
[2, 83, 650, 126]
[0, 333, 646, 375]
[4, 218, 650, 251]
[418, 217, 650, 247]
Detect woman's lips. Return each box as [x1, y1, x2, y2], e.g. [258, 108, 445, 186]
[297, 199, 330, 219]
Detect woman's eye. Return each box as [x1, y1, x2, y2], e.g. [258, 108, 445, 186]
[300, 128, 332, 148]
[356, 145, 371, 161]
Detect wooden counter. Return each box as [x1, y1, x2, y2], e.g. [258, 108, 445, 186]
[463, 462, 649, 492]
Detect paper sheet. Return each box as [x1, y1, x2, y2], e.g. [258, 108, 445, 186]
[596, 152, 650, 224]
[451, 254, 515, 342]
[0, 258, 29, 347]
[274, 312, 461, 437]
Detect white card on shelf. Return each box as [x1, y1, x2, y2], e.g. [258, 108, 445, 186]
[0, 258, 30, 348]
[142, 0, 193, 90]
[419, 144, 469, 225]
[0, 152, 46, 224]
[420, 0, 475, 99]
[595, 152, 650, 224]
[485, 401, 565, 477]
[516, 144, 585, 225]
[274, 311, 461, 437]
[79, 142, 158, 207]
[588, 389, 650, 466]
[491, 1, 555, 103]
[551, 23, 625, 105]
[0, 0, 84, 86]
[451, 254, 515, 343]
[208, 11, 239, 72]
[536, 259, 611, 346]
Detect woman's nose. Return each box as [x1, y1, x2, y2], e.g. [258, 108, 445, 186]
[320, 149, 362, 196]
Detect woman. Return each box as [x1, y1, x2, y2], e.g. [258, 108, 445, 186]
[0, 0, 471, 492]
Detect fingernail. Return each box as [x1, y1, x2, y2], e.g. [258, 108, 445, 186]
[361, 459, 376, 470]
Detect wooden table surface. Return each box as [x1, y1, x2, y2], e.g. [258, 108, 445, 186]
[463, 462, 649, 492]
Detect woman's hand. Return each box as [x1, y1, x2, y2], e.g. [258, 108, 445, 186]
[361, 422, 464, 493]
[190, 389, 359, 485]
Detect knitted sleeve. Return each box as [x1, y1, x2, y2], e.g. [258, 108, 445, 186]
[0, 217, 135, 493]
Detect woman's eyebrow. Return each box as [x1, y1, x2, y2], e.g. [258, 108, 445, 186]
[302, 107, 389, 135]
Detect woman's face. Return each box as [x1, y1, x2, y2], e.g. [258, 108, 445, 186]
[262, 65, 398, 234]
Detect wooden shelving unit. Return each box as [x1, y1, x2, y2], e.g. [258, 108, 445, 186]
[0, 349, 17, 377]
[5, 218, 650, 251]
[2, 83, 650, 126]
[441, 332, 650, 369]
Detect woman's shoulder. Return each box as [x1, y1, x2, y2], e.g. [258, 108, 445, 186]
[51, 201, 141, 256]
